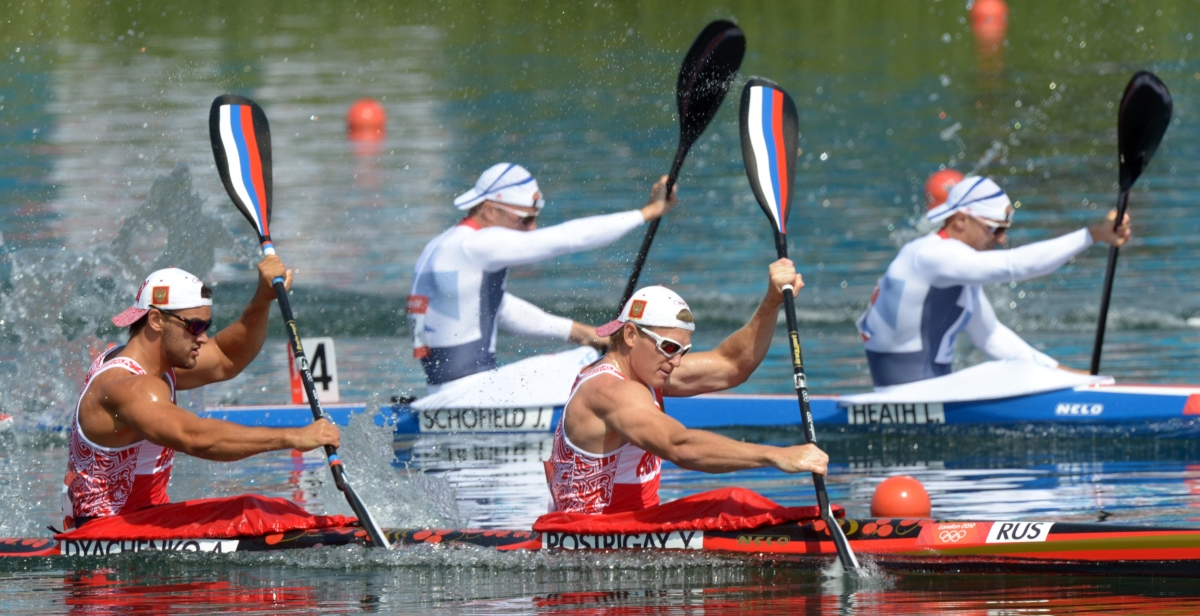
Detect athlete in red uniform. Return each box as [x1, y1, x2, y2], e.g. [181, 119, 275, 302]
[546, 260, 829, 514]
[62, 256, 339, 529]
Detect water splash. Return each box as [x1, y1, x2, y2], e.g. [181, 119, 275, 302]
[317, 409, 461, 528]
[0, 162, 237, 428]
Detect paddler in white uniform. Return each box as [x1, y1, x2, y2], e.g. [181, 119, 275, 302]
[408, 163, 676, 396]
[856, 175, 1132, 389]
[62, 258, 340, 529]
[546, 260, 829, 514]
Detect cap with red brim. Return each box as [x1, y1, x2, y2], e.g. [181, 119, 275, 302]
[596, 286, 695, 337]
[112, 268, 212, 327]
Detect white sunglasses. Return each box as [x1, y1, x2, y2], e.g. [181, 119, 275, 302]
[636, 324, 692, 358]
[491, 202, 540, 225]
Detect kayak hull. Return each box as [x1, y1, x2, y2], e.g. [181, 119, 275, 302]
[199, 383, 1200, 434]
[9, 518, 1200, 576]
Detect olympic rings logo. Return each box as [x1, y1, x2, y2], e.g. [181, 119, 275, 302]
[938, 530, 968, 543]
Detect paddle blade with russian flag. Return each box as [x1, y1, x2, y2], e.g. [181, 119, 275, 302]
[739, 78, 799, 236]
[210, 94, 275, 253]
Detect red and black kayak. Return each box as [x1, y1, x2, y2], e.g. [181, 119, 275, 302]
[7, 490, 1199, 576]
[5, 516, 1200, 577]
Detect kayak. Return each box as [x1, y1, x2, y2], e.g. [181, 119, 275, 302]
[8, 516, 1200, 577]
[200, 381, 1200, 434]
[195, 356, 1200, 434]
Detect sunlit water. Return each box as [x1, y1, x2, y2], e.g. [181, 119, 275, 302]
[3, 0, 1200, 612]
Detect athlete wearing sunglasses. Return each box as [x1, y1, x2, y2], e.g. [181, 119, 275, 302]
[546, 259, 830, 516]
[857, 174, 1132, 389]
[409, 162, 677, 394]
[64, 257, 341, 531]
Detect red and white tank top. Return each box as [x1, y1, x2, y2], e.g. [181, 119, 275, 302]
[547, 362, 663, 514]
[62, 347, 177, 529]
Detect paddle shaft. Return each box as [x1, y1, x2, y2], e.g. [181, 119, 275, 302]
[618, 144, 687, 310]
[773, 232, 860, 571]
[269, 270, 391, 549]
[1089, 189, 1131, 375]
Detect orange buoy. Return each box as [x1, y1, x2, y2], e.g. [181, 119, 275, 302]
[870, 475, 932, 518]
[347, 98, 386, 142]
[925, 169, 964, 209]
[970, 0, 1008, 48]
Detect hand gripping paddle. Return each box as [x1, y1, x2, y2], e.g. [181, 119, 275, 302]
[738, 77, 860, 573]
[209, 94, 391, 549]
[1089, 72, 1172, 374]
[618, 20, 745, 310]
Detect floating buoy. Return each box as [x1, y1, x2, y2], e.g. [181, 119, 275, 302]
[970, 0, 1008, 49]
[870, 475, 931, 518]
[925, 169, 964, 209]
[347, 98, 386, 142]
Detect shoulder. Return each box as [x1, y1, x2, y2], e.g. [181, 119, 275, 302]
[910, 233, 973, 264]
[95, 371, 172, 408]
[575, 370, 652, 418]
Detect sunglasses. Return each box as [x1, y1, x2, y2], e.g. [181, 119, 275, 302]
[491, 202, 540, 226]
[154, 308, 213, 336]
[970, 214, 1012, 236]
[636, 324, 692, 359]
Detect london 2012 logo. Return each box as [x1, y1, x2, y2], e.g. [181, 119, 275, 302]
[938, 529, 968, 543]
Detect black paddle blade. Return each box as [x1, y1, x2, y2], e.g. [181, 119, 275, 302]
[676, 20, 745, 149]
[1118, 71, 1172, 192]
[739, 77, 799, 237]
[209, 94, 274, 248]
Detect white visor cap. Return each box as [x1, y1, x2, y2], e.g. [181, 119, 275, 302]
[111, 267, 211, 327]
[453, 163, 545, 210]
[596, 286, 695, 337]
[926, 176, 1012, 224]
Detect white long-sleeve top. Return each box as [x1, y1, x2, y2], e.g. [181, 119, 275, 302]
[856, 228, 1094, 387]
[408, 210, 645, 385]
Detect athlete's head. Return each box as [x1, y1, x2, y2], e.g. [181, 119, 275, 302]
[597, 286, 695, 387]
[455, 163, 544, 231]
[926, 175, 1013, 250]
[112, 268, 214, 369]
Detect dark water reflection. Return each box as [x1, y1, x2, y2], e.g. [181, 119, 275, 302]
[4, 557, 1200, 614]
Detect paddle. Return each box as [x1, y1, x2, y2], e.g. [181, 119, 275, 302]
[738, 78, 860, 573]
[617, 20, 745, 311]
[1089, 72, 1172, 375]
[208, 94, 391, 549]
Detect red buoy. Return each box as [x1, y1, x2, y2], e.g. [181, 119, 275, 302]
[347, 98, 386, 142]
[971, 0, 1008, 49]
[925, 169, 964, 209]
[870, 475, 932, 518]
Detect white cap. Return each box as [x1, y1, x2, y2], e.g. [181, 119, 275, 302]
[596, 286, 695, 337]
[112, 268, 212, 327]
[926, 176, 1012, 224]
[453, 163, 545, 210]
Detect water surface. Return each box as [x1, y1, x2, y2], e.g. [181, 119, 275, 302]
[2, 0, 1200, 612]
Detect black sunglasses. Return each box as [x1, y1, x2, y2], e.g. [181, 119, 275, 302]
[154, 308, 213, 336]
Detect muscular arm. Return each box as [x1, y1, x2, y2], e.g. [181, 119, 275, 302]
[591, 379, 827, 475]
[664, 259, 801, 397]
[175, 256, 292, 390]
[918, 228, 1093, 288]
[103, 376, 338, 461]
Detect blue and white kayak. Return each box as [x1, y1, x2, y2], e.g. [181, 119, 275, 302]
[200, 359, 1200, 434]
